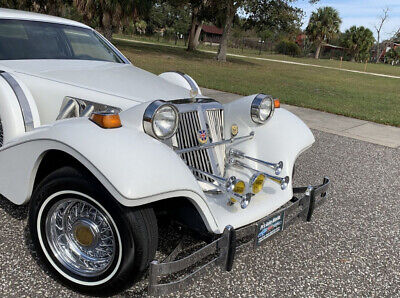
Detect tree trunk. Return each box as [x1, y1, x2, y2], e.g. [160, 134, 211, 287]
[187, 7, 199, 51]
[193, 22, 203, 48]
[217, 1, 235, 62]
[102, 11, 113, 41]
[314, 43, 322, 59]
[376, 33, 380, 63]
[49, 1, 57, 15]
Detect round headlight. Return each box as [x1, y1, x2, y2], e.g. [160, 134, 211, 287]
[143, 101, 178, 140]
[251, 94, 274, 124]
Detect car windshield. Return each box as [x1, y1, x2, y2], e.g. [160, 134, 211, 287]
[0, 19, 123, 63]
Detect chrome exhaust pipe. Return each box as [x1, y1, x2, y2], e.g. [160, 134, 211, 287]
[229, 149, 283, 175]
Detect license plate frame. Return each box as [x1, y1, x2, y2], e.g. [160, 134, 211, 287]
[255, 210, 285, 246]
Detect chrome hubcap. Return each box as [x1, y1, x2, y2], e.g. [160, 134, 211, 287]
[45, 198, 116, 277]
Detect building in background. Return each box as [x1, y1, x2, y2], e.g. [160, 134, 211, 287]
[201, 25, 223, 45]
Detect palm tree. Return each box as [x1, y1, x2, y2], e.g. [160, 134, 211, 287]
[342, 26, 375, 62]
[74, 0, 153, 41]
[306, 7, 341, 59]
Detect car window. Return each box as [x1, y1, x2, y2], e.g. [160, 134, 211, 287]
[63, 28, 121, 62]
[0, 19, 123, 63]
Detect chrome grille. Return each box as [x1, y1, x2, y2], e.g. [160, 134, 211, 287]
[173, 107, 225, 183]
[175, 111, 213, 182]
[206, 109, 225, 175]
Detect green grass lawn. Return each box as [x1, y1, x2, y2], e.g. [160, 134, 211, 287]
[115, 34, 400, 77]
[114, 38, 400, 127]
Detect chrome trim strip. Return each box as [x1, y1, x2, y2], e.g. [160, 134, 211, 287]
[251, 93, 275, 124]
[0, 72, 34, 132]
[93, 30, 131, 64]
[143, 100, 179, 140]
[172, 71, 200, 95]
[175, 132, 254, 155]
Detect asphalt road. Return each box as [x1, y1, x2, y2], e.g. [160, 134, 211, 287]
[0, 130, 399, 297]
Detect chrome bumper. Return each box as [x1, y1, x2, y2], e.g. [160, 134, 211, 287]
[148, 177, 330, 296]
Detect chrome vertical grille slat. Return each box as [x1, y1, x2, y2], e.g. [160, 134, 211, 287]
[172, 100, 225, 186]
[175, 111, 213, 182]
[191, 112, 212, 180]
[206, 109, 225, 175]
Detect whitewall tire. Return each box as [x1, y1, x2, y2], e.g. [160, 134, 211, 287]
[28, 167, 158, 295]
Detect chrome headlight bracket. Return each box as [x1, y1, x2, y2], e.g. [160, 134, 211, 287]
[143, 100, 179, 140]
[57, 97, 121, 120]
[251, 94, 275, 124]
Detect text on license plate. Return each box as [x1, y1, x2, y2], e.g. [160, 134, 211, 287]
[256, 211, 285, 246]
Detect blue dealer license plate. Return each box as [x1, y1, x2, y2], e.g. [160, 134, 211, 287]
[256, 211, 285, 246]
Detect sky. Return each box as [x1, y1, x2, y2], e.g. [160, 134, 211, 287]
[294, 0, 400, 40]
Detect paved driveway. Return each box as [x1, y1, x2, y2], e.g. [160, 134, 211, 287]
[0, 130, 399, 297]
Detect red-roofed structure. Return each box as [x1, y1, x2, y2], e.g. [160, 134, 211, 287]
[202, 25, 223, 35]
[201, 25, 223, 44]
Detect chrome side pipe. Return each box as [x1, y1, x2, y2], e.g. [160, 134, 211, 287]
[230, 159, 289, 190]
[229, 149, 283, 175]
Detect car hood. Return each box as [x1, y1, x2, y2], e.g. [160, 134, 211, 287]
[0, 60, 191, 103]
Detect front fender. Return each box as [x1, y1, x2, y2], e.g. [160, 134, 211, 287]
[0, 99, 315, 234]
[0, 117, 219, 231]
[202, 97, 316, 231]
[224, 95, 315, 175]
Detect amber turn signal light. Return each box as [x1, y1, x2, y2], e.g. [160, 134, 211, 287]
[90, 112, 122, 129]
[274, 99, 280, 109]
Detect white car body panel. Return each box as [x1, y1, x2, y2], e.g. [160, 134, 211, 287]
[0, 8, 90, 28]
[0, 106, 313, 234]
[0, 10, 316, 234]
[0, 61, 194, 125]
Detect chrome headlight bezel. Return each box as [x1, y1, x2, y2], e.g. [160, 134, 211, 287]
[143, 100, 179, 140]
[250, 94, 275, 124]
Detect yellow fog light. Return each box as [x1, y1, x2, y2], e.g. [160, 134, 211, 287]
[233, 180, 245, 194]
[229, 180, 245, 204]
[251, 173, 266, 194]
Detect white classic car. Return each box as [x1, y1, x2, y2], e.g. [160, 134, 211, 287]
[0, 8, 330, 296]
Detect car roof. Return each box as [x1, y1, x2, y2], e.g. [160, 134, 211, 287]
[0, 8, 90, 29]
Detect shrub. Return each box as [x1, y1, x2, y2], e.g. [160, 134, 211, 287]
[275, 41, 301, 57]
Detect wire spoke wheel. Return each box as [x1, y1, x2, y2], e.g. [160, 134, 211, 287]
[45, 198, 117, 277]
[29, 167, 158, 295]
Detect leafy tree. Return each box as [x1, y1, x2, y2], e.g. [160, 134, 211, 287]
[0, 0, 81, 20]
[244, 0, 303, 36]
[385, 47, 400, 65]
[73, 0, 154, 40]
[146, 1, 191, 39]
[392, 28, 400, 42]
[275, 40, 301, 56]
[374, 8, 389, 63]
[0, 0, 30, 9]
[342, 26, 374, 62]
[135, 20, 147, 35]
[215, 0, 237, 61]
[306, 6, 341, 59]
[161, 0, 209, 50]
[216, 0, 317, 62]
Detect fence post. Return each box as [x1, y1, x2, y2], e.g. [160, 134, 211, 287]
[340, 56, 343, 69]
